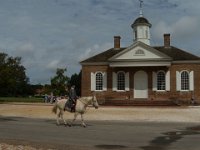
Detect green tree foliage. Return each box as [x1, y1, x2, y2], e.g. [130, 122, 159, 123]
[0, 52, 29, 96]
[69, 71, 81, 96]
[50, 68, 69, 96]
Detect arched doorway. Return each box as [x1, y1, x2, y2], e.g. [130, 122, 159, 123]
[134, 70, 148, 99]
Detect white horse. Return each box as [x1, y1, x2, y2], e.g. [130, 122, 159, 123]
[52, 96, 99, 127]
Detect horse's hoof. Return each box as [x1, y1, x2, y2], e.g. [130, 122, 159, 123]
[82, 124, 86, 128]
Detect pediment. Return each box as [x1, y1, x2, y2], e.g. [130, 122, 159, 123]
[109, 41, 172, 61]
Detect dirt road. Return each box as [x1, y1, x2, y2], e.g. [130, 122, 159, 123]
[0, 103, 200, 123]
[1, 103, 200, 149]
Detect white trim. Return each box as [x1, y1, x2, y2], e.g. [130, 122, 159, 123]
[152, 72, 157, 91]
[110, 61, 171, 67]
[176, 71, 181, 91]
[125, 72, 130, 91]
[189, 71, 194, 91]
[91, 72, 95, 91]
[103, 72, 107, 91]
[173, 60, 200, 64]
[112, 72, 117, 91]
[81, 62, 109, 65]
[166, 71, 170, 91]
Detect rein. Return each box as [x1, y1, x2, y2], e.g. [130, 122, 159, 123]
[79, 99, 88, 105]
[78, 98, 92, 113]
[78, 97, 94, 107]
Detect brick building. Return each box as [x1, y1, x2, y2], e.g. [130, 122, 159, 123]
[80, 8, 200, 105]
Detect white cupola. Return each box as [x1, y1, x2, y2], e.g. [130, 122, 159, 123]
[131, 1, 151, 45]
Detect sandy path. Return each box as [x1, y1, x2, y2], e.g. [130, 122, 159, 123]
[0, 103, 200, 123]
[1, 103, 200, 149]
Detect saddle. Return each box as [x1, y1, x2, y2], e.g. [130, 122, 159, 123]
[64, 99, 76, 112]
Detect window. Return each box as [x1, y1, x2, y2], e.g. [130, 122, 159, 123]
[117, 72, 125, 90]
[135, 30, 137, 39]
[113, 72, 129, 91]
[145, 29, 148, 38]
[176, 70, 193, 91]
[135, 49, 145, 56]
[96, 72, 103, 90]
[157, 71, 165, 90]
[91, 72, 107, 91]
[181, 71, 189, 90]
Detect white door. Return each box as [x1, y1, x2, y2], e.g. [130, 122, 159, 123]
[134, 71, 148, 99]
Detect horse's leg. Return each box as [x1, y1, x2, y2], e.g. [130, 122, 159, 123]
[56, 111, 60, 125]
[60, 110, 67, 126]
[81, 114, 86, 127]
[70, 112, 78, 127]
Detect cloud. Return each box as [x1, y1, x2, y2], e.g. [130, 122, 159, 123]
[153, 16, 199, 42]
[15, 43, 35, 56]
[172, 17, 199, 38]
[145, 0, 178, 9]
[79, 42, 113, 61]
[46, 60, 61, 71]
[0, 0, 200, 84]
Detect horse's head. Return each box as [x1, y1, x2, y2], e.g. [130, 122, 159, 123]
[92, 95, 99, 109]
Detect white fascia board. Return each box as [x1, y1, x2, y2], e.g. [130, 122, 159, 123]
[110, 58, 171, 62]
[172, 60, 200, 64]
[109, 61, 171, 67]
[80, 62, 108, 66]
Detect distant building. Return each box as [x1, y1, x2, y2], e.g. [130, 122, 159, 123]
[80, 5, 200, 105]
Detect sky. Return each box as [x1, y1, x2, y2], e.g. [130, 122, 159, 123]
[0, 0, 200, 84]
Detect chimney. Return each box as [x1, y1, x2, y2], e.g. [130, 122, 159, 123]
[164, 34, 170, 47]
[114, 36, 121, 50]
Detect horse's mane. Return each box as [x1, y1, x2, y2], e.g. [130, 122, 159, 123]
[78, 96, 93, 104]
[59, 98, 68, 103]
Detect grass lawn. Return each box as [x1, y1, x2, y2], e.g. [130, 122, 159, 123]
[0, 97, 44, 103]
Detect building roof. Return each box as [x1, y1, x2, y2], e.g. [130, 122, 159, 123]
[154, 46, 200, 61]
[80, 46, 200, 64]
[131, 17, 152, 28]
[81, 48, 125, 63]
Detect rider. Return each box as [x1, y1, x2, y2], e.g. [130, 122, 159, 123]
[68, 85, 77, 112]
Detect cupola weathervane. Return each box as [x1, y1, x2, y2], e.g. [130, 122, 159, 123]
[139, 0, 143, 17]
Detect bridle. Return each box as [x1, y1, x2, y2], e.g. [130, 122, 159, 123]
[91, 96, 98, 108]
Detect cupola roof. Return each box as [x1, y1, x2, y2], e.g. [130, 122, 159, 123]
[131, 17, 151, 28]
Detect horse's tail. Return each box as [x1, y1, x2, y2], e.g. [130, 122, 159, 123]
[52, 103, 58, 114]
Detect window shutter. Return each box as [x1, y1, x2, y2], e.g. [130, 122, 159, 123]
[91, 72, 95, 91]
[103, 72, 107, 91]
[152, 72, 157, 91]
[166, 71, 170, 91]
[112, 72, 117, 91]
[176, 71, 180, 91]
[189, 71, 194, 91]
[125, 72, 130, 91]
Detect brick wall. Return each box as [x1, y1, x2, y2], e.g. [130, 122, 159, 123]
[81, 63, 200, 104]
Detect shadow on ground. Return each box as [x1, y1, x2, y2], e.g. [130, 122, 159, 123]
[141, 125, 200, 150]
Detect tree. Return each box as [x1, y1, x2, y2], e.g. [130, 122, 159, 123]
[0, 52, 29, 96]
[69, 70, 81, 96]
[50, 68, 69, 96]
